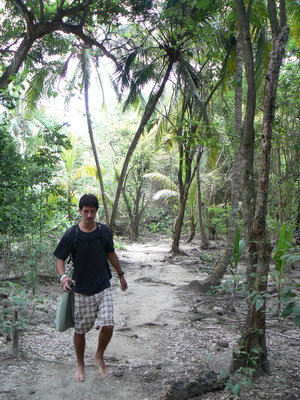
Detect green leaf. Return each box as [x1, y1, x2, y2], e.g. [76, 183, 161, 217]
[232, 383, 240, 396]
[233, 226, 240, 266]
[251, 347, 260, 354]
[293, 305, 300, 316]
[255, 297, 264, 311]
[294, 314, 300, 327]
[281, 302, 295, 317]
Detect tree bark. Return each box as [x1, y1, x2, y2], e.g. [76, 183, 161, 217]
[172, 193, 189, 254]
[235, 0, 257, 271]
[185, 213, 196, 244]
[231, 0, 289, 375]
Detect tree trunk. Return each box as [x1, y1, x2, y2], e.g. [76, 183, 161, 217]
[84, 81, 110, 224]
[172, 193, 188, 254]
[196, 164, 209, 249]
[128, 184, 144, 241]
[185, 214, 196, 244]
[231, 0, 289, 375]
[109, 60, 174, 232]
[236, 0, 257, 272]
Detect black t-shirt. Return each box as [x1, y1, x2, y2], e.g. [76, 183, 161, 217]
[54, 223, 115, 295]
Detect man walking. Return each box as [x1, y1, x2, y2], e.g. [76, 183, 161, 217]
[54, 194, 128, 382]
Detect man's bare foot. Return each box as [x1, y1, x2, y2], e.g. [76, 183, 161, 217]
[74, 366, 84, 382]
[94, 355, 108, 378]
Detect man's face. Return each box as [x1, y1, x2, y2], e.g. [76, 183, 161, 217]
[79, 206, 97, 225]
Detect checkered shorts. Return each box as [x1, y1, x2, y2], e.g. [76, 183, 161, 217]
[74, 287, 114, 334]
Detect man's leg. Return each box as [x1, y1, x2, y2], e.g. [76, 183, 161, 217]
[94, 325, 113, 377]
[74, 333, 85, 381]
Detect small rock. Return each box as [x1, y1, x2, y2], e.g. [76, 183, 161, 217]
[216, 340, 229, 348]
[114, 370, 124, 378]
[212, 306, 223, 314]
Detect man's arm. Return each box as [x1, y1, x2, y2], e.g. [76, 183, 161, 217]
[107, 251, 128, 292]
[56, 258, 75, 292]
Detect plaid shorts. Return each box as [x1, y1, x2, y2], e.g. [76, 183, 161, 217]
[74, 287, 114, 334]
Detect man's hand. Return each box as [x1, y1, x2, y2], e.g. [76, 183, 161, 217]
[61, 277, 76, 293]
[120, 275, 128, 292]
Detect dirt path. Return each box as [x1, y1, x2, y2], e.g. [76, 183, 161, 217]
[0, 238, 299, 400]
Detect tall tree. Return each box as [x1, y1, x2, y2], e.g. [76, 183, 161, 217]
[231, 0, 289, 374]
[81, 47, 110, 224]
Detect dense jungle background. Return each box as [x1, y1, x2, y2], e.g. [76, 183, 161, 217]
[0, 0, 299, 399]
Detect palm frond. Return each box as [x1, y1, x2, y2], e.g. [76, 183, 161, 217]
[123, 63, 156, 111]
[152, 189, 179, 203]
[178, 60, 203, 104]
[74, 164, 105, 180]
[220, 47, 236, 94]
[143, 172, 177, 190]
[200, 168, 222, 185]
[114, 51, 138, 91]
[287, 0, 300, 46]
[254, 24, 271, 91]
[24, 67, 53, 111]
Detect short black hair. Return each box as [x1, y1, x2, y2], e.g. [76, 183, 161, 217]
[79, 194, 99, 210]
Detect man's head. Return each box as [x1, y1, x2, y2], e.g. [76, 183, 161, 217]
[79, 194, 99, 227]
[79, 194, 99, 211]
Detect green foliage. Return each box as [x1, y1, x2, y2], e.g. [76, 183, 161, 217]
[271, 224, 295, 314]
[0, 282, 29, 338]
[247, 289, 270, 312]
[226, 364, 255, 398]
[273, 224, 294, 273]
[207, 204, 231, 238]
[232, 226, 245, 274]
[279, 247, 300, 326]
[281, 297, 300, 327]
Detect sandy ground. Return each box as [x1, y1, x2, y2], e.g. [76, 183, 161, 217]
[0, 237, 299, 400]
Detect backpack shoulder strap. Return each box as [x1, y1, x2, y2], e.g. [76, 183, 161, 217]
[67, 224, 79, 263]
[74, 224, 80, 248]
[96, 223, 112, 280]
